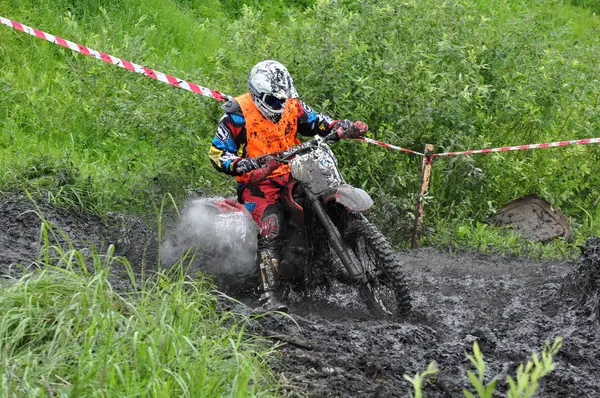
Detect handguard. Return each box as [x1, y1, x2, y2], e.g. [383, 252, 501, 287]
[341, 121, 368, 139]
[242, 159, 281, 185]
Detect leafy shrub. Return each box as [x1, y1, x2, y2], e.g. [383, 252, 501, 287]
[569, 0, 600, 13]
[209, 0, 600, 243]
[1, 0, 599, 244]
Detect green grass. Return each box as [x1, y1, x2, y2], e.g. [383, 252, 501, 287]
[405, 338, 563, 398]
[0, 222, 279, 397]
[425, 219, 582, 260]
[4, 0, 599, 253]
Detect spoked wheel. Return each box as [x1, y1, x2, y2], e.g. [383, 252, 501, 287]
[336, 209, 412, 317]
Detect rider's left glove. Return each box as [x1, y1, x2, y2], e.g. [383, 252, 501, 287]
[334, 120, 369, 140]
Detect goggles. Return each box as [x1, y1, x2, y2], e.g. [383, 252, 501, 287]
[260, 94, 287, 111]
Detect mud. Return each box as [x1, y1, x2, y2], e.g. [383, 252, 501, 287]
[1, 194, 600, 397]
[262, 249, 600, 397]
[0, 194, 157, 289]
[492, 194, 574, 243]
[561, 237, 600, 322]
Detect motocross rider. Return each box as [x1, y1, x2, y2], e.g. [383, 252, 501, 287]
[209, 60, 368, 312]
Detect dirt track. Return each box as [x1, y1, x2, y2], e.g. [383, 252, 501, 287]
[1, 194, 599, 397]
[263, 248, 600, 397]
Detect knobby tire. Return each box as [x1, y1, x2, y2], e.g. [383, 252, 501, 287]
[345, 212, 412, 317]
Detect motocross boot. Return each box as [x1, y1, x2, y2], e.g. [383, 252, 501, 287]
[257, 250, 288, 313]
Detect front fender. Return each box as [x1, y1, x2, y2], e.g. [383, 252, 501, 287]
[323, 184, 373, 212]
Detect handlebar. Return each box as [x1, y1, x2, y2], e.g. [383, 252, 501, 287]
[256, 132, 338, 165]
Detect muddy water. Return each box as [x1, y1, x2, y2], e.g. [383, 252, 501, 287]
[1, 194, 599, 397]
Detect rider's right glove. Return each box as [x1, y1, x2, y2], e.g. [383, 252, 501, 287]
[334, 120, 369, 140]
[242, 158, 281, 185]
[234, 157, 260, 175]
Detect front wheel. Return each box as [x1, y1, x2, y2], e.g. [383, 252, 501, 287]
[339, 210, 412, 317]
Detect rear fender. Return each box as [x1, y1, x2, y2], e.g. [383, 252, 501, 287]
[323, 184, 373, 212]
[203, 197, 251, 215]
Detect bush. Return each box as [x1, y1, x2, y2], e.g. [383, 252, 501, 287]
[1, 0, 599, 243]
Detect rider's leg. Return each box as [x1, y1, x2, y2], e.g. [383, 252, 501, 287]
[241, 177, 288, 312]
[255, 204, 287, 311]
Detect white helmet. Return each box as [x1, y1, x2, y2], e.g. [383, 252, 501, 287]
[248, 60, 298, 122]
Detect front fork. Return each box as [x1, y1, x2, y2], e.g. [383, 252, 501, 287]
[305, 189, 365, 282]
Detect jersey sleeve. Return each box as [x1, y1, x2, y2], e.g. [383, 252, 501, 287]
[208, 113, 246, 175]
[295, 100, 338, 137]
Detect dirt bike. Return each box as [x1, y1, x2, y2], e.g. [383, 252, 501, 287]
[162, 132, 412, 317]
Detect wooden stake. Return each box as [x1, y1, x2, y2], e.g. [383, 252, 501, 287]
[412, 144, 434, 248]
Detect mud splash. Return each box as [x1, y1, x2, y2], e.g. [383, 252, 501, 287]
[160, 197, 258, 293]
[1, 194, 600, 397]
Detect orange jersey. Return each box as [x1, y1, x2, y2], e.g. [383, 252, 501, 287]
[235, 93, 299, 180]
[208, 95, 337, 181]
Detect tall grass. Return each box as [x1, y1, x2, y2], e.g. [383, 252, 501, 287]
[0, 221, 279, 397]
[0, 0, 233, 212]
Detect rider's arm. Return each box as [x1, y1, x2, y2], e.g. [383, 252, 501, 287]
[208, 113, 247, 176]
[295, 100, 338, 138]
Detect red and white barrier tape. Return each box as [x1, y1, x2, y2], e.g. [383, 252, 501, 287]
[0, 15, 424, 153]
[4, 16, 599, 159]
[357, 137, 424, 156]
[0, 16, 228, 102]
[431, 137, 600, 158]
